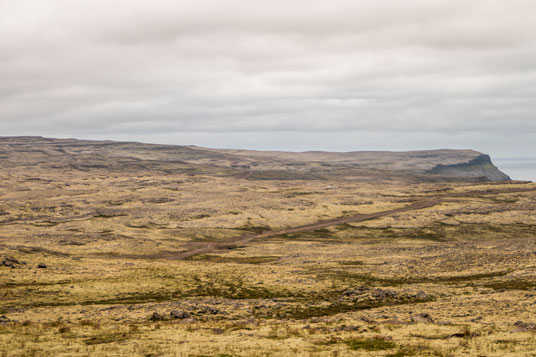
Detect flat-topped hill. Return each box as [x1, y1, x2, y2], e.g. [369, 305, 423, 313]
[0, 136, 510, 182]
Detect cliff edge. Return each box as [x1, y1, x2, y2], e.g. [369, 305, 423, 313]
[427, 154, 510, 181]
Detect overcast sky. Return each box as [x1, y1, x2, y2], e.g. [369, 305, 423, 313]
[1, 0, 536, 160]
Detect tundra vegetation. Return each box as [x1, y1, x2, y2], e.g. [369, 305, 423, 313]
[0, 137, 535, 356]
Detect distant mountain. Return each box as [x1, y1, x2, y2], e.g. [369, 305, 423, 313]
[0, 136, 510, 182]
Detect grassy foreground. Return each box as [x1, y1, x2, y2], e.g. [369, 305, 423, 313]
[1, 165, 536, 356]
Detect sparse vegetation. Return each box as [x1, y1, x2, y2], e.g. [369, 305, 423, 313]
[0, 137, 535, 355]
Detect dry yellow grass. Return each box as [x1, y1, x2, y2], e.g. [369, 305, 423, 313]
[1, 146, 536, 356]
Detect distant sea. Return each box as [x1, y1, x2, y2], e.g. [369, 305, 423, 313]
[494, 159, 536, 182]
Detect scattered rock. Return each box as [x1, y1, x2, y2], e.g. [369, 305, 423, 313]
[411, 313, 434, 324]
[37, 263, 47, 269]
[198, 306, 219, 315]
[0, 316, 11, 324]
[415, 291, 429, 300]
[6, 308, 25, 314]
[514, 321, 536, 331]
[211, 328, 225, 334]
[170, 310, 190, 319]
[359, 316, 377, 324]
[436, 320, 452, 326]
[100, 306, 120, 311]
[58, 240, 85, 246]
[449, 331, 479, 338]
[150, 312, 164, 321]
[341, 289, 357, 297]
[341, 286, 370, 297]
[1, 256, 26, 268]
[372, 288, 398, 299]
[329, 325, 358, 332]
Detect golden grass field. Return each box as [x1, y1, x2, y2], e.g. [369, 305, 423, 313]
[1, 139, 536, 356]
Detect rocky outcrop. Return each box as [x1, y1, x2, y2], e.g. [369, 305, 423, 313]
[427, 154, 510, 182]
[1, 256, 26, 268]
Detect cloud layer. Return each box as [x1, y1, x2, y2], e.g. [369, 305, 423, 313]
[1, 0, 536, 157]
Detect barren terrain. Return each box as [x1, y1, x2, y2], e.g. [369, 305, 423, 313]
[1, 137, 535, 356]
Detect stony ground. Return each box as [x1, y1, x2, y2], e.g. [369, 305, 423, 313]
[1, 142, 536, 356]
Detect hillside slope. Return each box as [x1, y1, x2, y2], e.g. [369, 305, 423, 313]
[0, 136, 510, 182]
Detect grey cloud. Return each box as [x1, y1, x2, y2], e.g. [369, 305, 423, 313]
[1, 0, 536, 161]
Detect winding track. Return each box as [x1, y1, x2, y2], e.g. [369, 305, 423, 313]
[155, 186, 536, 260]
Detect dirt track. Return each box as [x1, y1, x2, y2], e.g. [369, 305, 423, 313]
[133, 186, 536, 260]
